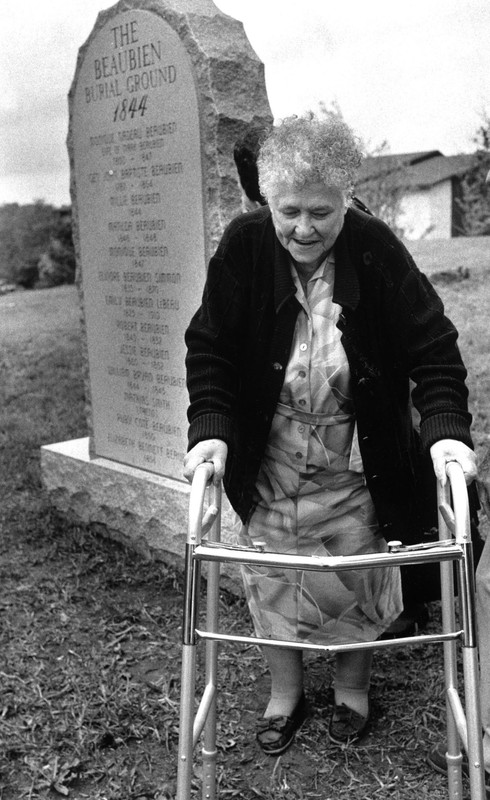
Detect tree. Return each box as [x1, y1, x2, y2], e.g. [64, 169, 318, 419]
[0, 201, 58, 287]
[315, 103, 410, 237]
[0, 202, 75, 288]
[355, 142, 410, 239]
[37, 208, 76, 287]
[456, 114, 490, 236]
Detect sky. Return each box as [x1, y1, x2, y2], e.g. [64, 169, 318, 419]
[1, 0, 489, 207]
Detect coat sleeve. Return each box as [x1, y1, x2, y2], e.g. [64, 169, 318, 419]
[184, 221, 250, 451]
[385, 237, 473, 452]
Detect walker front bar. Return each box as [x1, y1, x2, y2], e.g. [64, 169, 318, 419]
[194, 540, 463, 571]
[195, 628, 462, 652]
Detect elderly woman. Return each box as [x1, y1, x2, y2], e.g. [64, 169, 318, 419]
[184, 113, 477, 754]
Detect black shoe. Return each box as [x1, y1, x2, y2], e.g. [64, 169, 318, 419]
[256, 693, 309, 755]
[328, 703, 369, 745]
[427, 742, 490, 798]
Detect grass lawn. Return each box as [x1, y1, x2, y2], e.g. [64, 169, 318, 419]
[0, 243, 489, 800]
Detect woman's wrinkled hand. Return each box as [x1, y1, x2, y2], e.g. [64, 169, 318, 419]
[183, 439, 228, 485]
[430, 439, 478, 486]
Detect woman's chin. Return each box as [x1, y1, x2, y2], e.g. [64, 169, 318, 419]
[291, 247, 326, 271]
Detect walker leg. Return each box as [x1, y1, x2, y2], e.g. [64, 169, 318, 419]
[443, 464, 486, 800]
[176, 644, 197, 800]
[459, 539, 486, 800]
[201, 491, 221, 800]
[201, 640, 218, 800]
[442, 585, 464, 799]
[176, 529, 202, 799]
[464, 645, 486, 800]
[440, 483, 465, 800]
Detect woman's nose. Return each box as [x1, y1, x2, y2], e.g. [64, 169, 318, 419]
[294, 214, 313, 235]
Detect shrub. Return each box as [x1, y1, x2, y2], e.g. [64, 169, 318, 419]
[0, 202, 75, 288]
[37, 208, 76, 287]
[456, 116, 490, 236]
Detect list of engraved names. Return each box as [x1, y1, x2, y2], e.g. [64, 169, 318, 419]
[73, 12, 205, 478]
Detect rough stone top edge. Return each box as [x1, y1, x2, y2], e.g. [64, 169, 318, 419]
[67, 0, 251, 109]
[116, 0, 230, 16]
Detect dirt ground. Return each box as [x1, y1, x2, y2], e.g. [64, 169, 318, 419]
[0, 494, 456, 800]
[1, 285, 487, 799]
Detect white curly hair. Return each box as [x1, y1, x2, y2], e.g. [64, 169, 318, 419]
[257, 111, 363, 203]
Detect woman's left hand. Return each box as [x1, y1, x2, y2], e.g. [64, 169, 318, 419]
[430, 439, 478, 486]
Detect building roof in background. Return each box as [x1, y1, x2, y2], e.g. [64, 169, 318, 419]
[407, 154, 474, 188]
[358, 151, 474, 190]
[358, 151, 442, 180]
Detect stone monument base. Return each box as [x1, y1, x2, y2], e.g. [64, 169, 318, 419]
[40, 437, 241, 592]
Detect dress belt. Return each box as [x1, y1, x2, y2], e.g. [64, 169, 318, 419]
[275, 401, 354, 427]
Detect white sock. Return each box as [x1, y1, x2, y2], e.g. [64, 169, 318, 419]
[265, 689, 304, 718]
[334, 685, 369, 719]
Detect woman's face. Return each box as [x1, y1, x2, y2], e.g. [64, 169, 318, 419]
[269, 182, 347, 274]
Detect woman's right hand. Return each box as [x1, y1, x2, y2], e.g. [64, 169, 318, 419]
[183, 439, 228, 485]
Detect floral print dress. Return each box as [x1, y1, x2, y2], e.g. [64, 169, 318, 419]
[239, 255, 402, 644]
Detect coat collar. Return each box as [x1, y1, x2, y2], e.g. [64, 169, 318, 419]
[332, 211, 361, 313]
[273, 233, 296, 312]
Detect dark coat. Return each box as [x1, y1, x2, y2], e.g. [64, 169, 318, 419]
[185, 205, 474, 549]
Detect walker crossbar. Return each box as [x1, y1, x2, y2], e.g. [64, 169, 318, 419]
[194, 541, 463, 570]
[194, 628, 463, 652]
[176, 461, 485, 800]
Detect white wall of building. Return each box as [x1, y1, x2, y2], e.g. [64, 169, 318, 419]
[398, 180, 453, 239]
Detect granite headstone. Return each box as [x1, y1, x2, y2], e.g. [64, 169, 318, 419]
[41, 0, 272, 577]
[69, 0, 272, 479]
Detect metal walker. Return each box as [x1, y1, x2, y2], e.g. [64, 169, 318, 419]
[176, 461, 485, 799]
